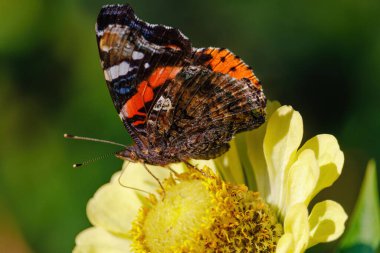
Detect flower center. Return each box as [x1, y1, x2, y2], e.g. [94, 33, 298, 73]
[131, 168, 283, 252]
[144, 180, 212, 252]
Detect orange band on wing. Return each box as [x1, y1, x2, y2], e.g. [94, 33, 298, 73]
[122, 66, 182, 124]
[124, 81, 153, 118]
[165, 44, 182, 51]
[200, 48, 261, 88]
[148, 66, 182, 88]
[132, 120, 146, 126]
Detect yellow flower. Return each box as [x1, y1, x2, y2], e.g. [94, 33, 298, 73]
[73, 103, 347, 253]
[74, 164, 283, 252]
[210, 102, 348, 252]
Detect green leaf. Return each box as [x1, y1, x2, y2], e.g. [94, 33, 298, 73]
[337, 160, 380, 253]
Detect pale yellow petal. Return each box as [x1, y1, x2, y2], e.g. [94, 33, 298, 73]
[167, 161, 188, 173]
[118, 161, 184, 197]
[276, 233, 294, 253]
[213, 138, 245, 184]
[87, 174, 142, 235]
[264, 106, 303, 208]
[246, 101, 281, 196]
[308, 200, 348, 248]
[298, 134, 344, 199]
[283, 203, 309, 253]
[73, 227, 131, 253]
[284, 149, 319, 214]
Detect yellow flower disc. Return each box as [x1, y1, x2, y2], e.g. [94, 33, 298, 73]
[131, 168, 283, 253]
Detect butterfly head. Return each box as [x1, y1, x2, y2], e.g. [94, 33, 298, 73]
[115, 146, 140, 162]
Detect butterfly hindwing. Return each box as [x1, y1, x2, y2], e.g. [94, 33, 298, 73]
[146, 63, 266, 160]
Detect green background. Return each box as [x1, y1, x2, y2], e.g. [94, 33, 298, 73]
[0, 0, 379, 252]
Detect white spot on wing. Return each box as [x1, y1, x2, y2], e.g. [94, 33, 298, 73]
[119, 62, 131, 76]
[109, 64, 120, 80]
[144, 63, 150, 69]
[153, 96, 173, 111]
[104, 61, 135, 81]
[132, 51, 144, 60]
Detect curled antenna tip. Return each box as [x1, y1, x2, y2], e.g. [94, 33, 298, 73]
[73, 163, 82, 168]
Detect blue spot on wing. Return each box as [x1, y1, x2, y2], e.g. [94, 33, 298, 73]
[118, 86, 131, 95]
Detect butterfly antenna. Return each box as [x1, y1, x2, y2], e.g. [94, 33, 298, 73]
[73, 151, 117, 168]
[117, 161, 153, 195]
[64, 133, 127, 148]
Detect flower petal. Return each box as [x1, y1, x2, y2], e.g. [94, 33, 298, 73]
[282, 203, 309, 253]
[87, 171, 142, 235]
[73, 227, 131, 253]
[284, 149, 319, 214]
[118, 162, 184, 197]
[276, 233, 295, 253]
[264, 106, 303, 208]
[298, 134, 344, 198]
[308, 200, 348, 248]
[246, 101, 281, 195]
[213, 138, 245, 184]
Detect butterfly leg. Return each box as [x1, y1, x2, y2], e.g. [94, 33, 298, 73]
[181, 159, 207, 176]
[165, 165, 180, 176]
[142, 162, 166, 198]
[181, 159, 196, 169]
[117, 161, 153, 195]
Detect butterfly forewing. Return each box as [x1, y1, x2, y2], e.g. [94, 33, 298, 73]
[96, 5, 192, 148]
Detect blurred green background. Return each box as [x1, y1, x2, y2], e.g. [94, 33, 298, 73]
[0, 0, 379, 252]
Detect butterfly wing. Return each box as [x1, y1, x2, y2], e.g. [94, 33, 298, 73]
[188, 47, 265, 132]
[146, 47, 266, 160]
[192, 47, 261, 85]
[96, 4, 192, 148]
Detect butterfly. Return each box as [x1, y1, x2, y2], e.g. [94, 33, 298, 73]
[95, 4, 266, 166]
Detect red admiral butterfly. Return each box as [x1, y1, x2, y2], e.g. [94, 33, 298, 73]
[95, 4, 266, 166]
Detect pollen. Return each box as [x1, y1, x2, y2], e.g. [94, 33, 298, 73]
[130, 168, 283, 252]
